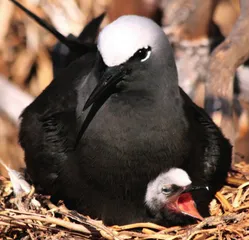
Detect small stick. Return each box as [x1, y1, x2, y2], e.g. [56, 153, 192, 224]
[87, 218, 120, 240]
[185, 228, 217, 240]
[238, 181, 249, 189]
[205, 236, 217, 240]
[234, 204, 249, 211]
[215, 192, 233, 212]
[24, 185, 36, 209]
[99, 230, 116, 240]
[26, 185, 35, 199]
[142, 228, 156, 234]
[226, 177, 248, 187]
[112, 222, 166, 231]
[224, 227, 244, 239]
[27, 229, 36, 240]
[232, 188, 243, 208]
[159, 225, 182, 233]
[144, 233, 184, 240]
[4, 214, 91, 234]
[44, 199, 59, 211]
[117, 230, 149, 239]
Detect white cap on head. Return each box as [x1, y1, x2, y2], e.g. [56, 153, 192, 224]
[160, 168, 191, 187]
[97, 15, 165, 67]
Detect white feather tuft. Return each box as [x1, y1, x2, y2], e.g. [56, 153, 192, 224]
[0, 158, 31, 196]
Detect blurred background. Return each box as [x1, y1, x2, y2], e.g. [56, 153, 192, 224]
[0, 0, 248, 176]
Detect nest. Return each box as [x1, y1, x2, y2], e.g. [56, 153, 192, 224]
[0, 162, 249, 240]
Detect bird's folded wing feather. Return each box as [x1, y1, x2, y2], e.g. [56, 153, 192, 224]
[180, 87, 232, 186]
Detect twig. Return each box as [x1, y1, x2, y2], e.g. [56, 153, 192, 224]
[142, 228, 156, 234]
[232, 188, 243, 208]
[87, 218, 120, 240]
[224, 226, 244, 239]
[112, 222, 166, 231]
[24, 185, 35, 209]
[215, 192, 233, 212]
[0, 212, 91, 235]
[238, 181, 249, 189]
[158, 225, 182, 233]
[185, 228, 217, 240]
[234, 204, 249, 211]
[56, 209, 119, 240]
[226, 177, 248, 187]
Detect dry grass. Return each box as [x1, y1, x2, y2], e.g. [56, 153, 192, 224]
[0, 162, 249, 239]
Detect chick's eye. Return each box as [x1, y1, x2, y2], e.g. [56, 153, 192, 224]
[134, 46, 151, 62]
[162, 185, 172, 194]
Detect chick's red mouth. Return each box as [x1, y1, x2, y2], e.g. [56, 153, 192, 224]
[167, 192, 203, 220]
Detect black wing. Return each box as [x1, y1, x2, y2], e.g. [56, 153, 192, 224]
[19, 51, 98, 195]
[180, 88, 232, 217]
[180, 87, 232, 191]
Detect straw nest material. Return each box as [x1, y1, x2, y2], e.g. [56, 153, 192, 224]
[1, 161, 249, 240]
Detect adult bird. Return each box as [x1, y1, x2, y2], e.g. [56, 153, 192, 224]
[19, 15, 232, 226]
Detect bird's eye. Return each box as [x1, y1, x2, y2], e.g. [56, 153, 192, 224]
[133, 46, 151, 62]
[162, 185, 172, 194]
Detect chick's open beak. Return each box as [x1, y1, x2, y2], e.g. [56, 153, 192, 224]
[166, 185, 208, 220]
[175, 192, 203, 220]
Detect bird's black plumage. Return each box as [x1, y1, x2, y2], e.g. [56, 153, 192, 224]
[19, 15, 232, 226]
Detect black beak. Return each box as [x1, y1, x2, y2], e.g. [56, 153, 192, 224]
[164, 184, 209, 200]
[83, 65, 128, 110]
[182, 185, 209, 193]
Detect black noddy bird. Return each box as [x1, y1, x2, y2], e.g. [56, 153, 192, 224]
[19, 15, 232, 226]
[10, 0, 105, 75]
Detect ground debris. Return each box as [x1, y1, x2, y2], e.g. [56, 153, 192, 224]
[0, 162, 249, 239]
